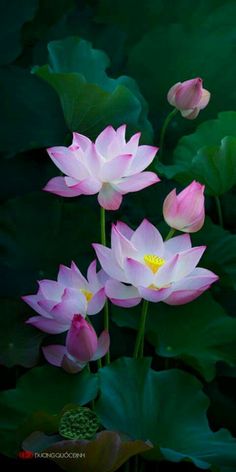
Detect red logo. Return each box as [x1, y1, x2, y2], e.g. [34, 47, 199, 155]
[18, 450, 34, 459]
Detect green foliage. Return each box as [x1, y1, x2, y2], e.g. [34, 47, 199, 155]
[0, 192, 99, 297]
[96, 358, 236, 469]
[112, 293, 236, 381]
[0, 365, 98, 419]
[22, 0, 76, 43]
[174, 112, 236, 160]
[34, 37, 153, 141]
[0, 67, 67, 154]
[0, 299, 45, 368]
[23, 430, 152, 472]
[159, 113, 236, 194]
[126, 1, 236, 136]
[0, 365, 98, 456]
[0, 0, 38, 65]
[192, 217, 236, 289]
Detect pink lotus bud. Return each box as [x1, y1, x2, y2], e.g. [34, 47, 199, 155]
[167, 78, 210, 120]
[42, 322, 110, 373]
[163, 181, 205, 233]
[66, 315, 98, 362]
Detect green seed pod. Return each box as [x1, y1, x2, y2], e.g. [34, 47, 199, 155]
[59, 407, 100, 440]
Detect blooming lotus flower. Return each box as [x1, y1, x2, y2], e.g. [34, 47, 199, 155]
[167, 78, 210, 119]
[44, 125, 160, 210]
[43, 315, 110, 373]
[93, 219, 218, 306]
[163, 181, 205, 233]
[22, 260, 108, 334]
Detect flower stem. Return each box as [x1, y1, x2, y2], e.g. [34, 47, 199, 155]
[215, 196, 223, 227]
[159, 108, 178, 161]
[100, 206, 110, 365]
[100, 206, 107, 245]
[133, 300, 149, 359]
[87, 364, 95, 409]
[134, 455, 139, 472]
[124, 460, 130, 472]
[165, 227, 176, 241]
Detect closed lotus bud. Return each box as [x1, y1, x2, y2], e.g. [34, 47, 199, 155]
[163, 181, 205, 233]
[167, 78, 210, 120]
[43, 316, 110, 373]
[66, 315, 98, 362]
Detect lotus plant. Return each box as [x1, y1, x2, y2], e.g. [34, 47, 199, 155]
[93, 219, 218, 306]
[43, 315, 110, 373]
[22, 260, 108, 333]
[167, 77, 210, 119]
[22, 121, 218, 370]
[44, 125, 160, 210]
[159, 77, 210, 160]
[163, 181, 205, 233]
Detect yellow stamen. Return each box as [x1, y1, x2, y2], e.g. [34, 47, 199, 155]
[80, 289, 93, 302]
[148, 283, 159, 290]
[143, 254, 165, 274]
[148, 283, 171, 290]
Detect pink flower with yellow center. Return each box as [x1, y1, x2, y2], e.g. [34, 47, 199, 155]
[93, 219, 218, 306]
[44, 125, 160, 210]
[22, 260, 108, 334]
[43, 315, 110, 373]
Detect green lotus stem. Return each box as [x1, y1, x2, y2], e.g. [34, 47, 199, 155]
[100, 206, 107, 245]
[215, 196, 223, 227]
[100, 206, 110, 364]
[159, 108, 178, 161]
[133, 229, 176, 360]
[165, 227, 176, 241]
[134, 455, 138, 472]
[133, 300, 149, 359]
[86, 365, 95, 409]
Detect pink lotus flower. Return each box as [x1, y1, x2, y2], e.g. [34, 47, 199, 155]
[22, 261, 108, 334]
[167, 78, 210, 119]
[44, 125, 160, 210]
[163, 181, 205, 233]
[93, 219, 218, 306]
[43, 315, 110, 373]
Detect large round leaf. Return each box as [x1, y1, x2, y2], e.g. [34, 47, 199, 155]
[189, 137, 236, 196]
[0, 365, 98, 419]
[0, 66, 67, 154]
[34, 37, 153, 141]
[159, 120, 236, 195]
[0, 365, 98, 456]
[0, 0, 38, 65]
[112, 293, 236, 381]
[192, 217, 236, 289]
[23, 431, 152, 472]
[127, 5, 236, 138]
[174, 112, 236, 163]
[97, 0, 228, 48]
[96, 358, 236, 470]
